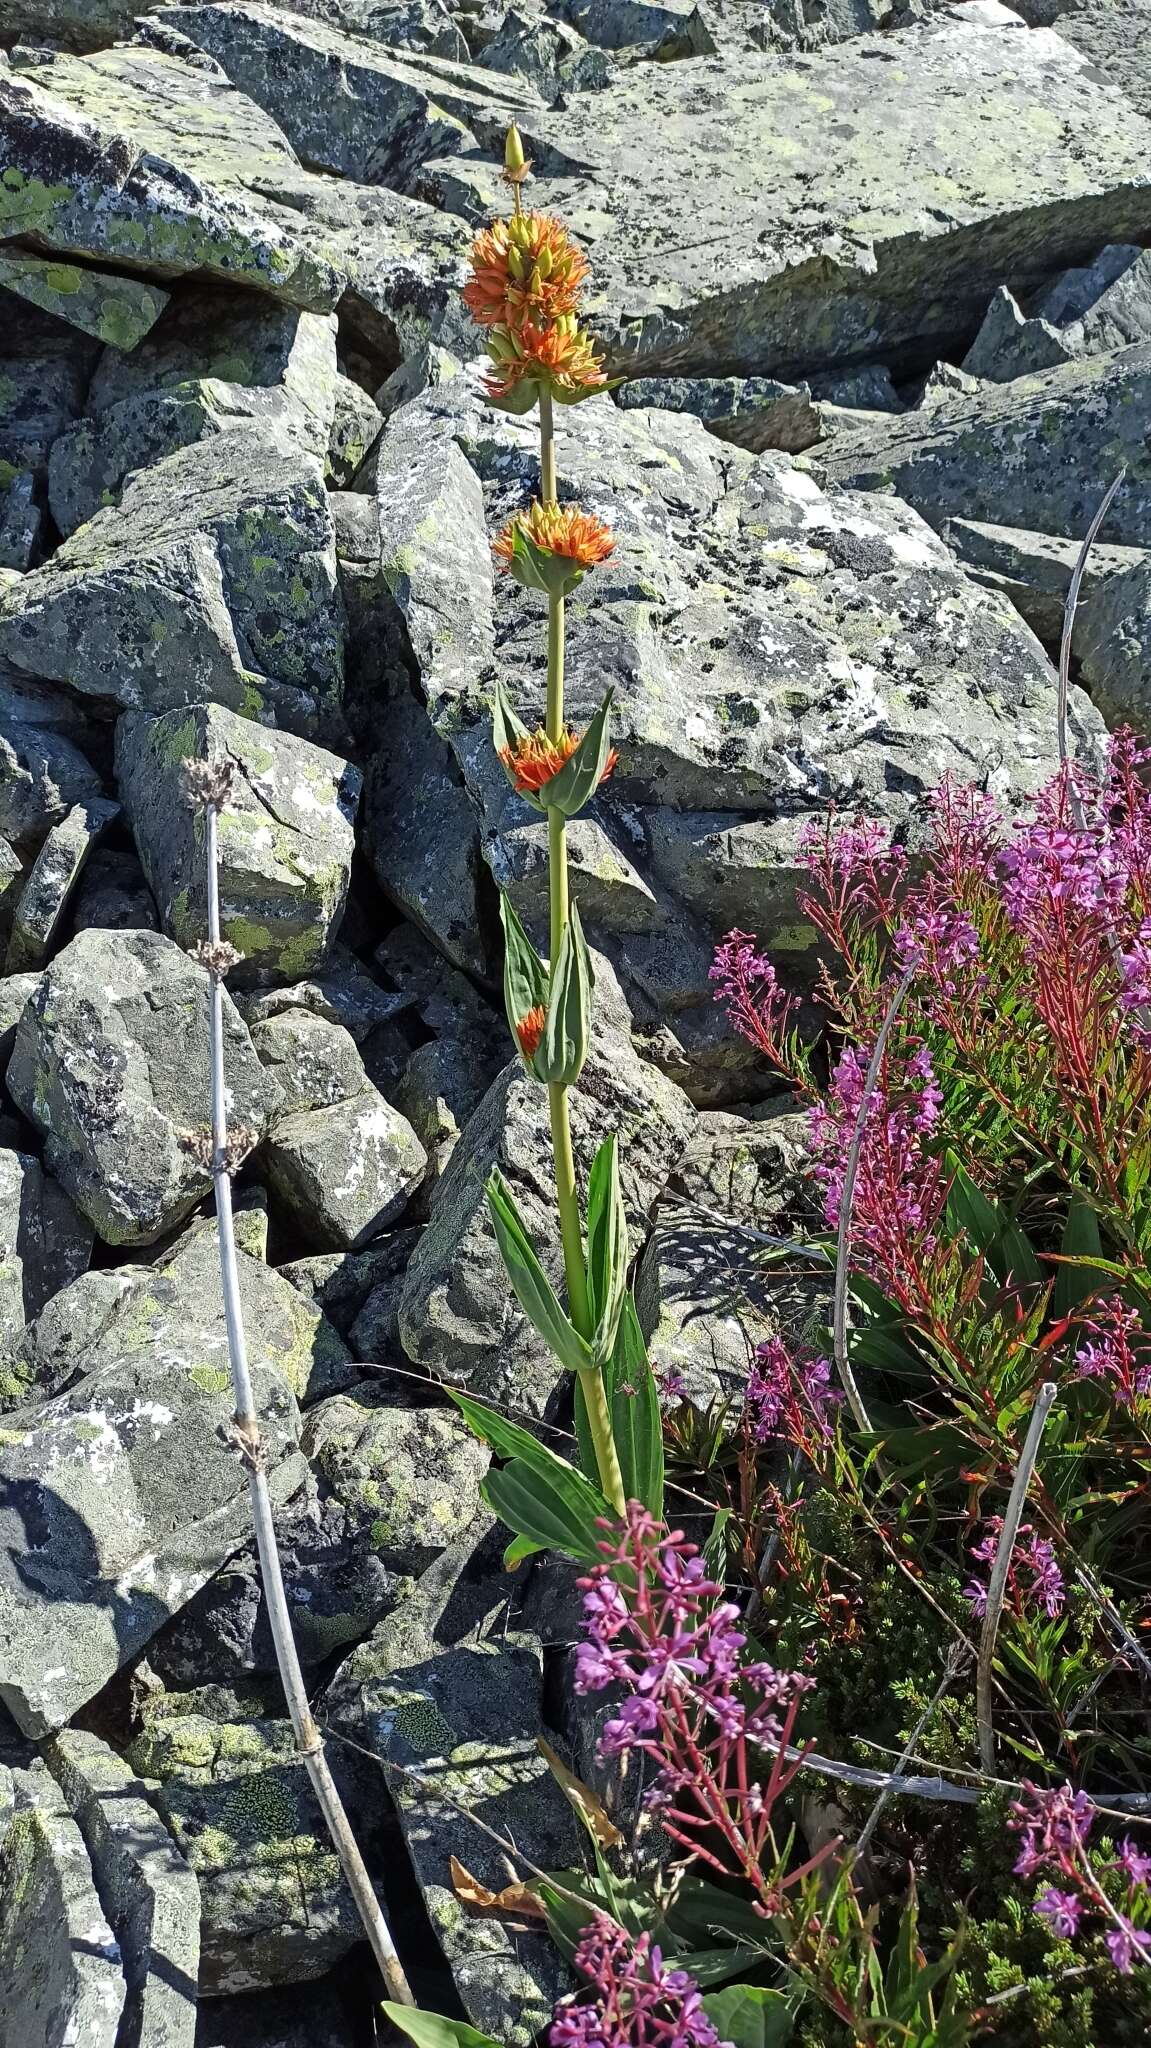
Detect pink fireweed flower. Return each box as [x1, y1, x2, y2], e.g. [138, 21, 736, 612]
[746, 1337, 841, 1447]
[808, 1040, 949, 1292]
[1106, 1919, 1151, 1974]
[961, 1517, 1065, 1621]
[550, 1915, 732, 2048]
[573, 1505, 823, 1906]
[1116, 1840, 1151, 1888]
[1074, 1298, 1151, 1406]
[1009, 1782, 1095, 1881]
[1034, 1888, 1084, 1939]
[708, 930, 796, 1063]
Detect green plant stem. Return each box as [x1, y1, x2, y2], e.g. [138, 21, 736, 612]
[539, 391, 626, 1516]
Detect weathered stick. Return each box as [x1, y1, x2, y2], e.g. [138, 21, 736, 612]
[976, 1380, 1058, 1773]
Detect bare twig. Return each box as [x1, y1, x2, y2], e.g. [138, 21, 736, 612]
[832, 960, 917, 1435]
[191, 774, 413, 2006]
[976, 1380, 1058, 1773]
[854, 1641, 971, 1860]
[1057, 470, 1126, 769]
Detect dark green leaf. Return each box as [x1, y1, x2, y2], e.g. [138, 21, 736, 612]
[1052, 1197, 1105, 1319]
[536, 903, 592, 1088]
[487, 1170, 591, 1374]
[701, 1984, 796, 2048]
[499, 893, 547, 1067]
[381, 2008, 503, 2048]
[483, 1461, 608, 1563]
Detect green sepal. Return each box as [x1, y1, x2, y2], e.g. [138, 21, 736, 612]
[551, 375, 625, 406]
[539, 688, 615, 818]
[534, 902, 593, 1087]
[585, 1132, 628, 1367]
[491, 672, 530, 764]
[485, 376, 541, 416]
[507, 520, 587, 599]
[486, 1168, 592, 1374]
[499, 892, 547, 1075]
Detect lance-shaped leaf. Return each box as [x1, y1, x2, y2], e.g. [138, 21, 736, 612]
[483, 1460, 608, 1564]
[538, 689, 615, 818]
[553, 376, 624, 406]
[585, 1133, 628, 1366]
[487, 377, 541, 417]
[491, 672, 530, 766]
[487, 1169, 592, 1375]
[534, 901, 592, 1087]
[499, 892, 547, 1072]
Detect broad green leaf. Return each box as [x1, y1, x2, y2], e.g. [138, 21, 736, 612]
[1052, 1196, 1104, 1319]
[944, 1151, 1042, 1291]
[382, 2008, 503, 2048]
[539, 690, 615, 819]
[484, 1461, 609, 1563]
[502, 1531, 542, 1568]
[701, 1984, 797, 2048]
[537, 903, 592, 1087]
[449, 1390, 607, 1507]
[487, 1170, 592, 1374]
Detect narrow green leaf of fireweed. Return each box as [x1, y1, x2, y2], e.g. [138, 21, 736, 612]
[539, 689, 615, 819]
[574, 1294, 664, 1517]
[486, 1169, 592, 1375]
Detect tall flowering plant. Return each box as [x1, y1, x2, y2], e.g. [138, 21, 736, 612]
[446, 130, 665, 1559]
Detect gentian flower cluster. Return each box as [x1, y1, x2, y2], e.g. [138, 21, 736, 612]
[573, 1505, 824, 1908]
[961, 1516, 1065, 1620]
[1009, 1782, 1151, 1973]
[550, 1915, 732, 2048]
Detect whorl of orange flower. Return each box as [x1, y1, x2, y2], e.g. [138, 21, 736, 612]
[493, 500, 615, 572]
[499, 725, 618, 797]
[515, 1004, 547, 1059]
[484, 315, 607, 403]
[464, 213, 589, 332]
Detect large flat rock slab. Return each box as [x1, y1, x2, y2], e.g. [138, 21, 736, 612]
[816, 341, 1151, 548]
[0, 1764, 126, 2048]
[518, 14, 1151, 376]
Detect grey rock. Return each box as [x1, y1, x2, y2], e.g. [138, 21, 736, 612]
[391, 1033, 505, 1201]
[375, 339, 463, 420]
[11, 1220, 356, 1413]
[252, 1010, 368, 1117]
[277, 1229, 419, 1337]
[961, 284, 1075, 381]
[808, 362, 905, 411]
[186, 1971, 370, 2048]
[0, 710, 103, 855]
[816, 342, 1151, 548]
[47, 1728, 200, 2048]
[154, 1, 545, 184]
[635, 1106, 825, 1412]
[341, 0, 470, 57]
[0, 840, 22, 939]
[70, 847, 160, 933]
[325, 1636, 578, 2043]
[127, 1707, 358, 1993]
[117, 704, 359, 982]
[0, 470, 42, 573]
[6, 927, 271, 1247]
[302, 1391, 490, 1573]
[264, 1085, 428, 1249]
[1025, 0, 1151, 124]
[0, 1350, 305, 1734]
[400, 955, 695, 1416]
[0, 247, 169, 351]
[0, 1763, 126, 2048]
[0, 428, 345, 740]
[1035, 242, 1151, 355]
[1, 1, 143, 49]
[327, 371, 382, 487]
[372, 368, 1101, 1091]
[519, 14, 1151, 378]
[616, 373, 828, 453]
[552, 0, 710, 47]
[482, 10, 616, 98]
[0, 59, 343, 312]
[0, 301, 99, 475]
[0, 1149, 92, 1377]
[363, 691, 497, 981]
[1077, 557, 1151, 735]
[0, 971, 39, 1074]
[4, 795, 119, 973]
[145, 1467, 399, 1684]
[943, 516, 1147, 647]
[241, 956, 409, 1042]
[49, 285, 339, 538]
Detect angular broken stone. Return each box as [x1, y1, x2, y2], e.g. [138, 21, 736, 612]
[0, 1763, 126, 2048]
[961, 285, 1074, 382]
[0, 59, 344, 311]
[4, 795, 120, 973]
[251, 1009, 369, 1117]
[327, 370, 382, 487]
[117, 703, 360, 982]
[126, 1704, 358, 1991]
[943, 517, 1147, 647]
[0, 1149, 93, 1370]
[6, 927, 271, 1246]
[0, 427, 344, 738]
[301, 1393, 490, 1574]
[264, 1086, 428, 1248]
[1077, 556, 1151, 734]
[0, 1350, 306, 1734]
[154, 1, 545, 184]
[47, 1729, 201, 2048]
[522, 13, 1151, 376]
[0, 704, 104, 854]
[400, 956, 694, 1415]
[0, 247, 169, 351]
[817, 342, 1151, 548]
[0, 972, 39, 1076]
[13, 1219, 355, 1414]
[49, 284, 339, 536]
[616, 373, 827, 452]
[1035, 242, 1151, 355]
